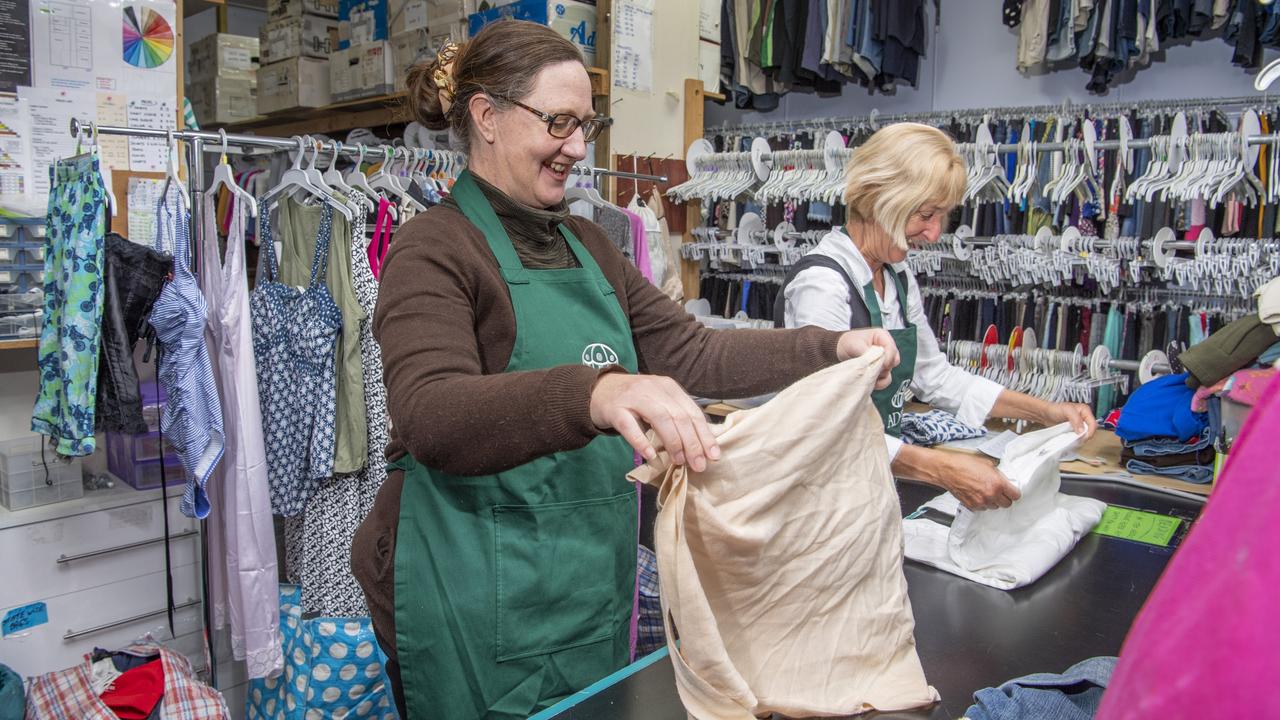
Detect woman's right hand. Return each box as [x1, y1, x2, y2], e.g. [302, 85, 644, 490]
[941, 453, 1022, 511]
[589, 372, 721, 471]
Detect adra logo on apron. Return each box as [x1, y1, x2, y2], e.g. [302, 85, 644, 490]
[581, 343, 620, 369]
[884, 378, 913, 431]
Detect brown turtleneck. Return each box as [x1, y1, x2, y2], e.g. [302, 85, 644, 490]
[442, 173, 579, 269]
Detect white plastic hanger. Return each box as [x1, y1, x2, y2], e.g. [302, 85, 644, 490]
[158, 128, 190, 211]
[207, 128, 258, 218]
[565, 167, 610, 207]
[345, 144, 398, 221]
[77, 122, 119, 218]
[261, 135, 353, 222]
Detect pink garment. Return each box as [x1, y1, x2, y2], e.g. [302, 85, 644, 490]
[1097, 372, 1280, 719]
[198, 194, 283, 678]
[1225, 368, 1277, 407]
[621, 207, 653, 282]
[1191, 377, 1229, 413]
[368, 198, 393, 280]
[1186, 198, 1206, 241]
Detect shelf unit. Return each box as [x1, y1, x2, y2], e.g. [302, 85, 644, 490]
[0, 340, 36, 351]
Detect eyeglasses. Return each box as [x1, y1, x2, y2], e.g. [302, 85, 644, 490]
[511, 100, 611, 143]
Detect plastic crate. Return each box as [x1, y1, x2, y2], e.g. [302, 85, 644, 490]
[104, 382, 183, 490]
[0, 435, 84, 511]
[0, 289, 42, 341]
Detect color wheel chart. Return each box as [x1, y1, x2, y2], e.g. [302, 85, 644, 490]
[122, 7, 174, 70]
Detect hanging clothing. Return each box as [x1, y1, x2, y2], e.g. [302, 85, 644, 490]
[94, 232, 171, 434]
[198, 194, 283, 679]
[32, 155, 108, 457]
[278, 198, 367, 476]
[903, 423, 1106, 590]
[630, 350, 939, 718]
[250, 204, 342, 517]
[151, 188, 224, 519]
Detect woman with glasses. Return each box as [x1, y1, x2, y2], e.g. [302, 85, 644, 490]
[352, 19, 900, 720]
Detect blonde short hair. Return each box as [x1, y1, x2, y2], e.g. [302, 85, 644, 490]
[841, 123, 967, 251]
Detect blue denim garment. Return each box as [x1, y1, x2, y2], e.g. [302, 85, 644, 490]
[965, 656, 1117, 720]
[1124, 459, 1214, 484]
[1259, 341, 1280, 366]
[1124, 428, 1213, 457]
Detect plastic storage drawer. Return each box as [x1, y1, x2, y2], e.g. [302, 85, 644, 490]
[0, 435, 84, 511]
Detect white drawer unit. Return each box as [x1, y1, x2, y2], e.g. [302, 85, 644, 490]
[0, 485, 208, 680]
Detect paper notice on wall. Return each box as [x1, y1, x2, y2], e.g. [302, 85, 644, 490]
[126, 96, 174, 172]
[127, 176, 164, 247]
[0, 95, 33, 199]
[94, 92, 129, 173]
[31, 0, 177, 94]
[0, 0, 33, 93]
[18, 85, 88, 202]
[698, 0, 720, 41]
[698, 39, 721, 95]
[612, 0, 654, 93]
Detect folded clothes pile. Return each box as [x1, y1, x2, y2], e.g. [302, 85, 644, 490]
[1115, 373, 1216, 484]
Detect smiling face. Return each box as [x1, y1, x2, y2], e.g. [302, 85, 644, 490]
[467, 60, 593, 208]
[856, 203, 951, 265]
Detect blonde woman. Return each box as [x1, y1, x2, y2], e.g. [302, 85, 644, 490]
[780, 123, 1096, 511]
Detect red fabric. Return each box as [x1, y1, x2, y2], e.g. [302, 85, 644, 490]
[99, 659, 164, 720]
[1097, 373, 1280, 718]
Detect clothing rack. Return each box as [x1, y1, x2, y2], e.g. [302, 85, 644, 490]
[711, 94, 1275, 137]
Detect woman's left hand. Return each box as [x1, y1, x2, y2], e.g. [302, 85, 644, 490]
[836, 328, 900, 389]
[1041, 402, 1098, 439]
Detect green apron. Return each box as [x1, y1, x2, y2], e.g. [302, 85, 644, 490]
[392, 171, 639, 719]
[863, 268, 919, 436]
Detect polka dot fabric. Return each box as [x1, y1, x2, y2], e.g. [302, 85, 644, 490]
[245, 585, 398, 719]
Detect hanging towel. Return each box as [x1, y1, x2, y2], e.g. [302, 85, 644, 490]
[903, 424, 1105, 591]
[629, 349, 939, 720]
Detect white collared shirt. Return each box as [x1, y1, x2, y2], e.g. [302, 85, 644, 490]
[783, 229, 1004, 461]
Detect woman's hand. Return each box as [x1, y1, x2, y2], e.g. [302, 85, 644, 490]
[836, 328, 901, 389]
[589, 372, 721, 471]
[1040, 402, 1098, 439]
[941, 453, 1022, 511]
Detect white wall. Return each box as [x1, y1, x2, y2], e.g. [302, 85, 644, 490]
[705, 3, 1280, 128]
[610, 1, 702, 158]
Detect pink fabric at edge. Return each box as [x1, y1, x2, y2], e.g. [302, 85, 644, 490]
[1097, 373, 1280, 719]
[621, 208, 653, 282]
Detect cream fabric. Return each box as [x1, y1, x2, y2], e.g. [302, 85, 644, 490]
[1256, 275, 1280, 335]
[903, 424, 1106, 591]
[629, 349, 939, 720]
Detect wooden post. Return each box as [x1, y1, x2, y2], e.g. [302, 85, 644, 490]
[680, 78, 707, 302]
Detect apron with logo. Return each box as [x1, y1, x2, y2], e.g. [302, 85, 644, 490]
[863, 268, 920, 437]
[392, 170, 639, 719]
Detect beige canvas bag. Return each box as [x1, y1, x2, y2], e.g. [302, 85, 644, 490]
[628, 349, 939, 719]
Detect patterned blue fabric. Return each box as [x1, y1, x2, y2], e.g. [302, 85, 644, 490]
[636, 544, 664, 657]
[245, 585, 397, 720]
[251, 204, 341, 516]
[31, 156, 106, 457]
[901, 409, 988, 447]
[150, 188, 223, 518]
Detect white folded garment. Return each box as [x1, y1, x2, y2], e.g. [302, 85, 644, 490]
[903, 423, 1106, 590]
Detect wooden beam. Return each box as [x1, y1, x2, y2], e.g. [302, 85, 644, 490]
[680, 78, 707, 303]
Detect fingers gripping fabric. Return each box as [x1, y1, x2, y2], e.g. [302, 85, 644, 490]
[629, 349, 939, 719]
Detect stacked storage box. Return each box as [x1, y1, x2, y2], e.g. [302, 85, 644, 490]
[259, 0, 337, 113]
[0, 219, 46, 297]
[104, 382, 184, 491]
[0, 436, 83, 511]
[187, 33, 261, 126]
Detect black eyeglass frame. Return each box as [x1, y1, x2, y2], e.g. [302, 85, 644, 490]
[510, 99, 612, 142]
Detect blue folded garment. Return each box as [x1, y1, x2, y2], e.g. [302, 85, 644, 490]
[965, 656, 1118, 720]
[901, 410, 987, 447]
[1124, 459, 1215, 484]
[1115, 373, 1208, 443]
[1123, 428, 1213, 457]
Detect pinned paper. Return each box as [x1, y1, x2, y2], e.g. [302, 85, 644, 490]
[3, 601, 48, 637]
[1093, 506, 1182, 547]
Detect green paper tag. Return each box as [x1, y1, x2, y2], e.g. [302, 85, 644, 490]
[1093, 506, 1182, 547]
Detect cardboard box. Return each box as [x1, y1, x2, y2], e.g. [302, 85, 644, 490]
[468, 0, 597, 66]
[188, 33, 260, 83]
[260, 14, 341, 63]
[389, 0, 429, 35]
[330, 41, 394, 100]
[257, 57, 332, 114]
[339, 0, 389, 48]
[268, 0, 340, 20]
[390, 28, 433, 92]
[187, 76, 258, 126]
